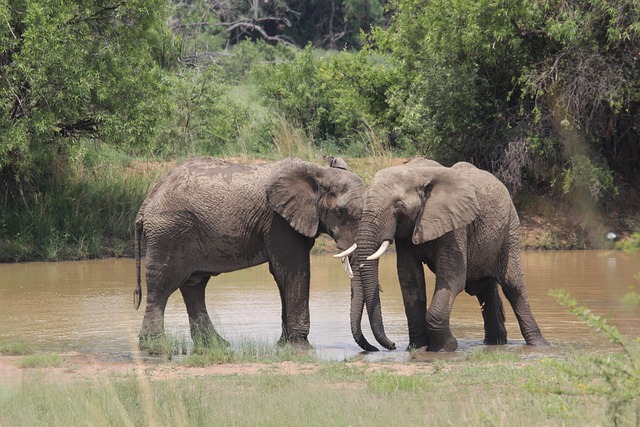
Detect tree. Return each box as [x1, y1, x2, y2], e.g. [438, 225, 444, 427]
[0, 0, 175, 205]
[171, 0, 388, 60]
[289, 0, 386, 48]
[373, 0, 640, 198]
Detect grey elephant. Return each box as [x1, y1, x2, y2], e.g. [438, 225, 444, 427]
[350, 157, 549, 352]
[134, 157, 364, 350]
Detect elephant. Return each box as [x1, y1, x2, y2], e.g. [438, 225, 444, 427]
[134, 156, 364, 350]
[350, 157, 549, 352]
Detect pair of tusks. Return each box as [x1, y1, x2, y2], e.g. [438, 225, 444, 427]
[332, 240, 391, 278]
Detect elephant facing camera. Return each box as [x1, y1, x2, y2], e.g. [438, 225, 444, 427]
[350, 157, 549, 352]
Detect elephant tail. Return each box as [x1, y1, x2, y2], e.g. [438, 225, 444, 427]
[134, 219, 143, 310]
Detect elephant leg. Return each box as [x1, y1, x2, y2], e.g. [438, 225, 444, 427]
[139, 262, 183, 351]
[501, 252, 549, 346]
[396, 240, 428, 350]
[425, 277, 464, 351]
[425, 247, 466, 352]
[467, 277, 507, 345]
[268, 218, 314, 349]
[180, 275, 227, 347]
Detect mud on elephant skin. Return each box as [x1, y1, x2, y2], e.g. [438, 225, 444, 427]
[350, 157, 549, 352]
[134, 157, 365, 352]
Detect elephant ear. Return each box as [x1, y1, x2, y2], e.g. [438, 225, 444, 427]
[412, 168, 481, 244]
[325, 156, 350, 171]
[266, 161, 319, 238]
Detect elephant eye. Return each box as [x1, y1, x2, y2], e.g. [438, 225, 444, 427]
[334, 206, 348, 219]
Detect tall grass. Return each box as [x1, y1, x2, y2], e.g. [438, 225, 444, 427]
[0, 149, 165, 261]
[0, 351, 611, 426]
[271, 115, 320, 161]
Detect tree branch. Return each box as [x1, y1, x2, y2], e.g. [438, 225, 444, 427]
[57, 118, 99, 138]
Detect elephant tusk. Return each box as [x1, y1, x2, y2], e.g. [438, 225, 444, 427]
[333, 243, 357, 258]
[340, 256, 354, 278]
[366, 240, 390, 261]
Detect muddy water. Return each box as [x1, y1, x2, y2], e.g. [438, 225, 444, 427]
[0, 251, 638, 361]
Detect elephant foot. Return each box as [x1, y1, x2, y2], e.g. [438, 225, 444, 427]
[406, 339, 429, 352]
[526, 334, 550, 346]
[191, 327, 229, 353]
[278, 336, 313, 350]
[139, 333, 168, 355]
[484, 336, 508, 345]
[484, 327, 508, 345]
[426, 334, 458, 352]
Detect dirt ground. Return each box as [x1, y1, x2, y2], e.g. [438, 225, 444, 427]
[0, 352, 436, 384]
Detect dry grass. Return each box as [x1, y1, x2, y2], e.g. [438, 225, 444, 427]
[0, 350, 613, 426]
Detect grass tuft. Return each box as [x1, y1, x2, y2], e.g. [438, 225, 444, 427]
[15, 353, 64, 369]
[0, 342, 34, 356]
[184, 335, 318, 366]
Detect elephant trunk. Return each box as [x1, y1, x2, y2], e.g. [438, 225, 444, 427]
[350, 268, 379, 351]
[352, 224, 396, 351]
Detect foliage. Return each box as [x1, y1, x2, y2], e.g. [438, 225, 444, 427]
[0, 145, 163, 261]
[154, 68, 251, 157]
[288, 0, 387, 49]
[561, 154, 616, 203]
[253, 45, 394, 152]
[616, 232, 640, 254]
[371, 0, 528, 165]
[171, 0, 388, 53]
[2, 0, 640, 261]
[0, 0, 175, 205]
[372, 0, 639, 199]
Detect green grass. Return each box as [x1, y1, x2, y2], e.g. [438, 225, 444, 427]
[184, 336, 319, 366]
[15, 353, 64, 369]
[0, 147, 166, 262]
[139, 332, 321, 365]
[0, 342, 33, 356]
[0, 350, 615, 426]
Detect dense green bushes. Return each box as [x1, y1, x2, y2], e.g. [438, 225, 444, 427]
[1, 0, 639, 261]
[252, 46, 394, 154]
[372, 0, 640, 200]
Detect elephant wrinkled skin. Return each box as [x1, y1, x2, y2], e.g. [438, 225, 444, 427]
[134, 157, 365, 350]
[350, 157, 549, 352]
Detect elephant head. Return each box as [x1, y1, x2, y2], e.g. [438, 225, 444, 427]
[266, 158, 364, 271]
[350, 161, 482, 351]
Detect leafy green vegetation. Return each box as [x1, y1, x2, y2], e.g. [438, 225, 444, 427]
[0, 145, 165, 261]
[372, 0, 640, 199]
[1, 0, 639, 261]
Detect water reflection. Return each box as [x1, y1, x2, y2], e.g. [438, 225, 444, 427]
[0, 251, 638, 361]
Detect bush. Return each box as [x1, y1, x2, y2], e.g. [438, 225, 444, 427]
[252, 46, 394, 152]
[154, 69, 251, 157]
